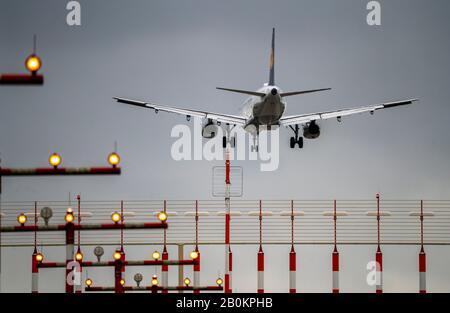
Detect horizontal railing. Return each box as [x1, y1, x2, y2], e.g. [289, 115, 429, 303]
[1, 199, 449, 245]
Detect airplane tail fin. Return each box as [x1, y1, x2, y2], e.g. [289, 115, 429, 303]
[269, 28, 275, 86]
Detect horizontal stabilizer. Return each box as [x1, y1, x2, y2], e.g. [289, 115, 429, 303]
[280, 88, 331, 97]
[216, 87, 265, 97]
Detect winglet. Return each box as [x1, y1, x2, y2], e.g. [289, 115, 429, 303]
[383, 98, 419, 108]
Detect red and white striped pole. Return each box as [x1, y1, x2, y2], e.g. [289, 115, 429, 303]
[162, 200, 169, 293]
[31, 201, 39, 293]
[65, 217, 75, 293]
[375, 193, 383, 294]
[332, 248, 339, 293]
[376, 248, 382, 293]
[75, 195, 82, 294]
[332, 200, 339, 293]
[419, 200, 426, 293]
[257, 200, 264, 293]
[289, 247, 296, 293]
[193, 200, 201, 294]
[227, 247, 233, 293]
[119, 201, 126, 293]
[224, 126, 233, 293]
[31, 251, 39, 293]
[419, 249, 426, 294]
[162, 246, 168, 293]
[289, 200, 296, 293]
[257, 248, 264, 293]
[194, 251, 201, 294]
[225, 208, 232, 293]
[114, 252, 125, 293]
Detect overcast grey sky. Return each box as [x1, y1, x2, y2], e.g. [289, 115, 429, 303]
[1, 0, 450, 292]
[1, 0, 450, 201]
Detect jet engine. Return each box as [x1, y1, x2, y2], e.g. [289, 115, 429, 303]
[303, 120, 320, 139]
[202, 119, 219, 139]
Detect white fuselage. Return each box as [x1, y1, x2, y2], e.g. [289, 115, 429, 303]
[241, 85, 286, 133]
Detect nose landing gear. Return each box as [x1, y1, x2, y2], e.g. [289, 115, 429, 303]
[251, 135, 259, 153]
[289, 125, 303, 149]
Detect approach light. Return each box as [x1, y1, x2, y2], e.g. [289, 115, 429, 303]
[151, 275, 158, 286]
[184, 277, 191, 286]
[85, 278, 93, 287]
[49, 153, 61, 168]
[35, 252, 44, 263]
[75, 251, 83, 262]
[25, 54, 42, 73]
[216, 277, 223, 286]
[157, 211, 167, 222]
[17, 213, 27, 226]
[111, 212, 121, 224]
[113, 250, 122, 261]
[108, 152, 120, 167]
[190, 250, 199, 260]
[65, 208, 74, 223]
[152, 251, 160, 261]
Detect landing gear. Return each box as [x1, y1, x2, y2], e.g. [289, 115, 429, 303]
[251, 142, 259, 153]
[251, 127, 260, 153]
[289, 125, 303, 149]
[222, 136, 236, 148]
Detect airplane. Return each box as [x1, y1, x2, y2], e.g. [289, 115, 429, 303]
[114, 28, 417, 150]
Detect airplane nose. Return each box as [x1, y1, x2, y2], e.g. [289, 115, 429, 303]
[271, 88, 277, 95]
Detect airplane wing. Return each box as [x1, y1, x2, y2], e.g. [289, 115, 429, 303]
[279, 99, 418, 126]
[113, 97, 247, 126]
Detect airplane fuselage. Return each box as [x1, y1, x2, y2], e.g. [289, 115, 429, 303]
[241, 85, 286, 133]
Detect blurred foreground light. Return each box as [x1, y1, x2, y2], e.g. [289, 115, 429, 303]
[25, 54, 42, 73]
[75, 251, 83, 262]
[17, 213, 27, 226]
[190, 250, 199, 260]
[108, 152, 121, 167]
[49, 153, 62, 168]
[152, 251, 160, 261]
[151, 275, 158, 286]
[35, 252, 44, 263]
[111, 212, 121, 224]
[157, 211, 167, 222]
[65, 209, 74, 223]
[85, 278, 93, 287]
[120, 279, 125, 286]
[113, 250, 122, 261]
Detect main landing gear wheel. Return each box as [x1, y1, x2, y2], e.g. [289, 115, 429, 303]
[251, 131, 259, 153]
[290, 136, 303, 149]
[289, 125, 304, 149]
